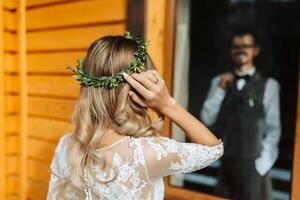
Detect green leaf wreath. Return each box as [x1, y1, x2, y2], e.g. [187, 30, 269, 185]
[65, 31, 150, 89]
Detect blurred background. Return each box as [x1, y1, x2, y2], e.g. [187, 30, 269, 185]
[0, 0, 300, 200]
[170, 0, 300, 200]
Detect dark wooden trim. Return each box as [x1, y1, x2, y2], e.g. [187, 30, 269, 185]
[162, 0, 175, 137]
[291, 54, 300, 200]
[164, 0, 175, 104]
[165, 187, 227, 200]
[0, 1, 6, 198]
[126, 0, 145, 37]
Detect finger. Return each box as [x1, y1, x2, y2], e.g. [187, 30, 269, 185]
[129, 91, 147, 107]
[123, 72, 152, 99]
[144, 71, 158, 83]
[151, 70, 165, 86]
[131, 73, 157, 91]
[149, 70, 164, 85]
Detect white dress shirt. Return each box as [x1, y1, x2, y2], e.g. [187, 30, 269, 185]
[200, 66, 281, 176]
[234, 66, 256, 90]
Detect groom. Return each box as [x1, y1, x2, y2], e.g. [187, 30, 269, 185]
[200, 29, 281, 200]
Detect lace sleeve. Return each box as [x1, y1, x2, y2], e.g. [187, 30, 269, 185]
[47, 133, 71, 200]
[141, 136, 223, 182]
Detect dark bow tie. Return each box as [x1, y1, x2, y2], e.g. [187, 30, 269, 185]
[234, 73, 252, 81]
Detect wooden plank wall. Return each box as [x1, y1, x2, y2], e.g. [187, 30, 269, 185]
[145, 0, 166, 75]
[0, 1, 6, 199]
[3, 1, 19, 199]
[1, 0, 126, 199]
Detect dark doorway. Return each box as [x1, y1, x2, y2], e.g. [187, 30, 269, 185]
[186, 1, 300, 199]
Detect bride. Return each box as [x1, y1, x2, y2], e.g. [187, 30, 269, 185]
[47, 32, 223, 200]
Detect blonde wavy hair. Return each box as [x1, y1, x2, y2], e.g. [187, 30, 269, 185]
[62, 35, 164, 199]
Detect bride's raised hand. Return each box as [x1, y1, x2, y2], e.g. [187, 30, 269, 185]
[124, 70, 221, 146]
[123, 70, 176, 114]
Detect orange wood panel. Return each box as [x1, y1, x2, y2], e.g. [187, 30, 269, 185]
[27, 23, 125, 51]
[6, 176, 19, 195]
[5, 136, 19, 155]
[3, 0, 17, 10]
[3, 31, 16, 52]
[6, 156, 19, 176]
[4, 95, 19, 114]
[5, 115, 71, 141]
[4, 74, 19, 93]
[5, 115, 19, 136]
[3, 10, 17, 31]
[6, 194, 19, 200]
[27, 138, 56, 162]
[3, 24, 127, 53]
[28, 159, 51, 183]
[5, 74, 80, 98]
[26, 0, 79, 7]
[5, 51, 86, 73]
[18, 0, 28, 199]
[27, 180, 48, 200]
[145, 0, 166, 75]
[28, 96, 76, 120]
[27, 51, 85, 73]
[0, 1, 6, 198]
[28, 117, 72, 142]
[27, 0, 126, 30]
[28, 75, 80, 98]
[161, 0, 175, 138]
[3, 53, 17, 72]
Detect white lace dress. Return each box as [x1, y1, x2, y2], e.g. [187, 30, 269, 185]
[47, 133, 223, 200]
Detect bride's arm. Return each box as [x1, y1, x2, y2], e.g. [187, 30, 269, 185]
[123, 70, 221, 146]
[161, 97, 220, 146]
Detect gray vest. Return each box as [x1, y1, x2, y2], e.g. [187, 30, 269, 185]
[215, 71, 267, 159]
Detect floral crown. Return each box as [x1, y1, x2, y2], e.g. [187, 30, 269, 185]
[65, 31, 150, 89]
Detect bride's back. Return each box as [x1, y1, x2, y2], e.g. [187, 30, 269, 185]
[47, 132, 223, 200]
